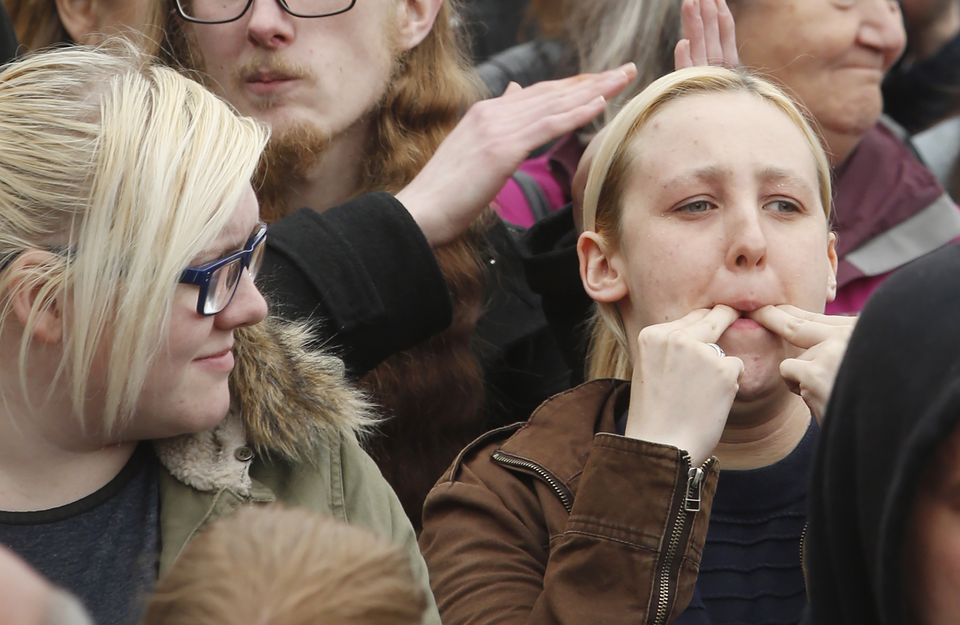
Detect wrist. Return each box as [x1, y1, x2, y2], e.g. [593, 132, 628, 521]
[623, 423, 713, 467]
[396, 187, 442, 247]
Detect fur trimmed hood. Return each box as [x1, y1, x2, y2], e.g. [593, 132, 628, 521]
[154, 317, 377, 495]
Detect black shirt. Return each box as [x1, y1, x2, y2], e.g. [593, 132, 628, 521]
[679, 421, 817, 625]
[0, 444, 161, 625]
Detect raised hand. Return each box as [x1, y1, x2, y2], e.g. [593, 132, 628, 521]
[750, 305, 856, 424]
[397, 64, 638, 247]
[674, 0, 739, 70]
[625, 305, 744, 466]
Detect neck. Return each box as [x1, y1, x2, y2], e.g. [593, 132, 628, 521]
[0, 389, 135, 512]
[823, 129, 863, 168]
[282, 118, 373, 214]
[713, 392, 811, 470]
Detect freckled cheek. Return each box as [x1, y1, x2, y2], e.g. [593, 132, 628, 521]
[630, 251, 706, 323]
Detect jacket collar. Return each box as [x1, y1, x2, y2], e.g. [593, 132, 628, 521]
[833, 119, 947, 259]
[153, 316, 375, 496]
[497, 379, 627, 487]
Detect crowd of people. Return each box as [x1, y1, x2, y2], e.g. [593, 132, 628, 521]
[0, 1, 958, 625]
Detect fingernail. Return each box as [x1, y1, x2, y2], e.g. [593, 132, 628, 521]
[614, 62, 637, 79]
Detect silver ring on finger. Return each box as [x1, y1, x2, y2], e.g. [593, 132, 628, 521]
[706, 342, 725, 359]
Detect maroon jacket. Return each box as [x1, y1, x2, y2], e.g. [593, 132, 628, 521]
[420, 380, 720, 625]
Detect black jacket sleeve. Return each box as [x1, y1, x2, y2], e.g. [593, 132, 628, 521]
[521, 204, 592, 384]
[1, 3, 18, 66]
[259, 192, 452, 376]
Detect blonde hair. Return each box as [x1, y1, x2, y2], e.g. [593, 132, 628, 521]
[0, 42, 267, 432]
[4, 0, 166, 53]
[582, 66, 833, 380]
[143, 506, 427, 625]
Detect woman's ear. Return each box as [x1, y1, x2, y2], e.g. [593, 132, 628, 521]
[54, 0, 98, 45]
[825, 232, 839, 302]
[578, 231, 629, 304]
[7, 251, 64, 345]
[394, 0, 443, 52]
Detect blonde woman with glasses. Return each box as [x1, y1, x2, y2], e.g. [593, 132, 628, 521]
[0, 44, 437, 625]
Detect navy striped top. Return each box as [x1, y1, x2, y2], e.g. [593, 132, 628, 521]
[676, 420, 817, 625]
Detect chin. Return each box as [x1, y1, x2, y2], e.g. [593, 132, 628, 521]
[831, 96, 883, 137]
[727, 348, 787, 403]
[168, 389, 233, 438]
[191, 392, 233, 434]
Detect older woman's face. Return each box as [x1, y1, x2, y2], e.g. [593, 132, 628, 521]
[733, 0, 905, 163]
[610, 92, 837, 400]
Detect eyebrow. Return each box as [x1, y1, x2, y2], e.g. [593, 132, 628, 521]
[659, 165, 815, 192]
[203, 222, 260, 260]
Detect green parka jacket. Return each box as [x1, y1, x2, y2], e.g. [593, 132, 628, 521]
[151, 318, 440, 625]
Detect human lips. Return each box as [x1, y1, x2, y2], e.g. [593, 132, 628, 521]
[714, 300, 772, 331]
[835, 52, 888, 77]
[244, 70, 299, 95]
[194, 345, 235, 372]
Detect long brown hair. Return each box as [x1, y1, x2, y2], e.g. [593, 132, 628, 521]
[356, 0, 492, 529]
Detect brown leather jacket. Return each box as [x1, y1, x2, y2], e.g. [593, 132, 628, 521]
[419, 379, 721, 625]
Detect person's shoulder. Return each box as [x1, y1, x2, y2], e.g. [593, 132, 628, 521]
[437, 379, 626, 486]
[870, 244, 960, 310]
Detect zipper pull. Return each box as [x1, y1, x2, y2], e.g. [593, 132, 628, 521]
[684, 466, 705, 512]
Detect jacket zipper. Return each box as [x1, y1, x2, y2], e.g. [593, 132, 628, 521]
[491, 451, 574, 513]
[650, 453, 714, 625]
[799, 522, 808, 572]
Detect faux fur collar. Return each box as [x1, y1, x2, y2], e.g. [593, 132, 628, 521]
[153, 317, 376, 495]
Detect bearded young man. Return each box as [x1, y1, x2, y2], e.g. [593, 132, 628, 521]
[138, 0, 633, 527]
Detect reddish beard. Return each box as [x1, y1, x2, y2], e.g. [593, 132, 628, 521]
[254, 123, 331, 223]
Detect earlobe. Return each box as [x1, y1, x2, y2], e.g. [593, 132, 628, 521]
[8, 252, 64, 345]
[578, 232, 629, 304]
[825, 232, 839, 302]
[55, 0, 99, 45]
[394, 0, 443, 52]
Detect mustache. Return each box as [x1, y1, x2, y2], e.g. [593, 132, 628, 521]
[233, 55, 314, 83]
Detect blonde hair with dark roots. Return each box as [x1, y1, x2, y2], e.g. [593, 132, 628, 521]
[0, 42, 267, 432]
[564, 0, 681, 136]
[143, 506, 427, 625]
[581, 66, 833, 380]
[4, 0, 166, 53]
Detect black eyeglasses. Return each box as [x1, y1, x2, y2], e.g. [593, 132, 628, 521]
[179, 222, 267, 316]
[176, 0, 357, 24]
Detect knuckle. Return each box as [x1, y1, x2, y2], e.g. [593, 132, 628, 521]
[637, 326, 661, 347]
[665, 328, 689, 347]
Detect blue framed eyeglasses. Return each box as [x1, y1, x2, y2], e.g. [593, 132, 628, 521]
[179, 222, 268, 316]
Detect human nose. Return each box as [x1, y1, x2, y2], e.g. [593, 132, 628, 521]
[856, 0, 906, 67]
[247, 0, 295, 49]
[215, 270, 268, 330]
[725, 205, 767, 270]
